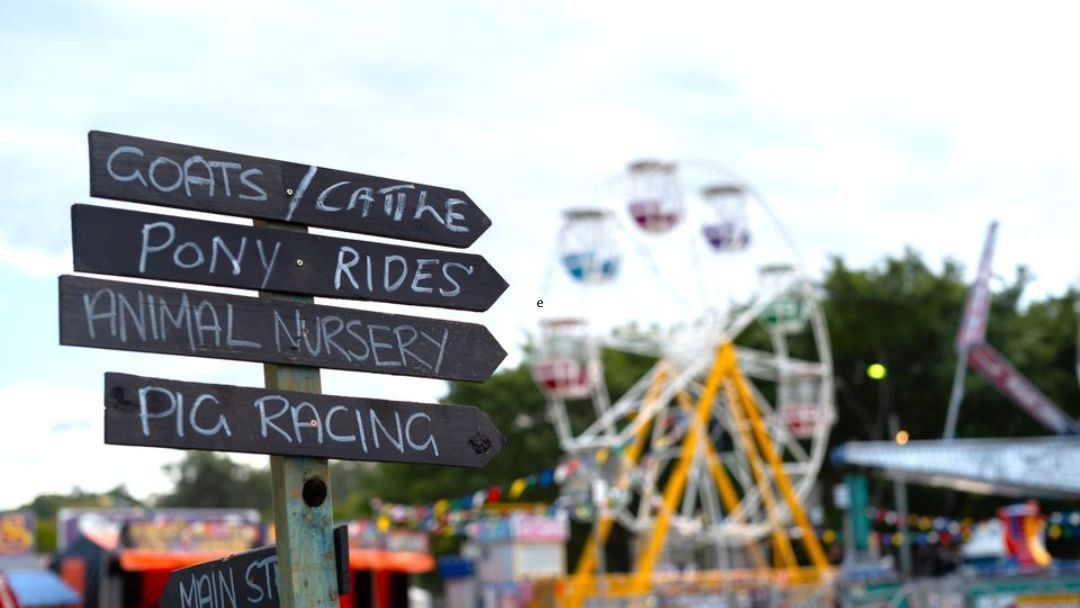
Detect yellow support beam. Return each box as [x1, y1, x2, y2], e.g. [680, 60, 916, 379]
[568, 366, 668, 608]
[563, 344, 832, 605]
[677, 390, 767, 570]
[718, 345, 798, 571]
[631, 345, 731, 592]
[729, 356, 831, 574]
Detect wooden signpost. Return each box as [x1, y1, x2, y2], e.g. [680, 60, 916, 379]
[59, 275, 506, 382]
[159, 526, 351, 608]
[61, 131, 509, 608]
[88, 131, 491, 248]
[71, 204, 508, 311]
[105, 373, 505, 467]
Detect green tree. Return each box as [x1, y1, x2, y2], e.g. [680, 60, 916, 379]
[819, 249, 1079, 518]
[155, 452, 274, 514]
[328, 346, 655, 515]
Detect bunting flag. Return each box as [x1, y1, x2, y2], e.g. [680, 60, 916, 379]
[370, 454, 1080, 543]
[368, 448, 634, 535]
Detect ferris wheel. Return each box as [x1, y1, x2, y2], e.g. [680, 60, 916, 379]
[531, 160, 836, 595]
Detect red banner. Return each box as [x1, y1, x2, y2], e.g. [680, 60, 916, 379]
[955, 222, 997, 351]
[968, 343, 1079, 435]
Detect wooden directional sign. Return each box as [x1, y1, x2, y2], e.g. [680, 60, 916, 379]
[159, 525, 350, 608]
[71, 204, 508, 311]
[89, 131, 490, 248]
[59, 275, 506, 382]
[105, 373, 507, 468]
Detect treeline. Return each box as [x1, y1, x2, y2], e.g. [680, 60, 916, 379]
[21, 250, 1080, 553]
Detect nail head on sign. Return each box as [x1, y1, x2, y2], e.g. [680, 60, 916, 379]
[286, 188, 295, 196]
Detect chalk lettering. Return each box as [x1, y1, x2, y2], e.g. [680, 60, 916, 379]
[350, 187, 374, 215]
[440, 262, 474, 297]
[173, 241, 204, 269]
[445, 199, 469, 232]
[405, 412, 439, 455]
[253, 238, 280, 289]
[243, 555, 277, 603]
[106, 146, 147, 186]
[210, 236, 247, 275]
[139, 221, 175, 273]
[411, 258, 436, 293]
[183, 155, 215, 198]
[370, 409, 404, 454]
[238, 168, 267, 202]
[384, 255, 407, 292]
[225, 304, 260, 348]
[90, 132, 491, 248]
[190, 394, 231, 438]
[117, 291, 147, 343]
[158, 294, 196, 352]
[179, 576, 197, 608]
[148, 156, 184, 192]
[194, 300, 221, 346]
[254, 395, 293, 443]
[208, 160, 241, 197]
[290, 401, 324, 444]
[368, 325, 399, 367]
[315, 180, 350, 212]
[138, 386, 182, 437]
[105, 373, 503, 467]
[325, 406, 356, 443]
[82, 289, 116, 340]
[63, 277, 498, 382]
[285, 166, 318, 221]
[334, 246, 360, 290]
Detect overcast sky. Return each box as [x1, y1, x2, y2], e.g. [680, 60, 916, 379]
[1, 0, 1078, 508]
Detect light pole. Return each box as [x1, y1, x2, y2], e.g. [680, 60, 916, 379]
[869, 362, 912, 579]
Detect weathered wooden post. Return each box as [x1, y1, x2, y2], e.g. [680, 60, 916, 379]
[259, 235, 337, 607]
[62, 131, 509, 607]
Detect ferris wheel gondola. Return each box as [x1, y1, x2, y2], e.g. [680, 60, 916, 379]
[558, 209, 621, 284]
[701, 183, 752, 252]
[626, 160, 682, 234]
[531, 318, 599, 400]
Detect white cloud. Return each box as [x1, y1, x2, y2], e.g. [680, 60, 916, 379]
[0, 0, 1078, 504]
[0, 382, 178, 507]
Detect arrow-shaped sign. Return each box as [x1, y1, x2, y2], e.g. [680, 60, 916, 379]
[60, 275, 506, 382]
[89, 131, 490, 248]
[105, 373, 506, 467]
[160, 525, 350, 608]
[71, 204, 508, 311]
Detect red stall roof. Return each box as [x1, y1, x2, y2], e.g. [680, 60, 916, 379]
[350, 550, 434, 574]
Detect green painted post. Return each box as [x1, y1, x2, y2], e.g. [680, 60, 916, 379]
[846, 473, 870, 553]
[260, 221, 339, 608]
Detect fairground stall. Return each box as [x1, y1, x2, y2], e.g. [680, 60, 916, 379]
[463, 511, 569, 608]
[50, 508, 262, 608]
[0, 510, 80, 608]
[337, 520, 434, 608]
